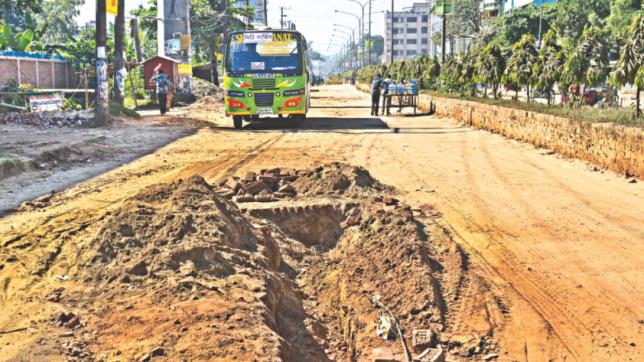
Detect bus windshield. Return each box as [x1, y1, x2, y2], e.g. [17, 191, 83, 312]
[226, 32, 303, 76]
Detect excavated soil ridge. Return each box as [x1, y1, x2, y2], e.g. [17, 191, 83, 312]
[29, 164, 496, 361]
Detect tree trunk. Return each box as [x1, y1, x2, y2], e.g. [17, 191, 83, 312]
[484, 85, 488, 98]
[637, 86, 641, 118]
[211, 47, 219, 86]
[515, 89, 518, 101]
[493, 84, 498, 99]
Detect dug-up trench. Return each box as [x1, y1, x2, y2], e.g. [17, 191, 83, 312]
[5, 164, 503, 361]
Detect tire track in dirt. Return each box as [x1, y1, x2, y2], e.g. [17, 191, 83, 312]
[517, 153, 643, 240]
[474, 134, 621, 355]
[378, 132, 576, 358]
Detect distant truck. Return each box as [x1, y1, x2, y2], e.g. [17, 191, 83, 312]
[223, 30, 312, 129]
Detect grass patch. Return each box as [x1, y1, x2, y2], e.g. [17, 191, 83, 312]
[426, 91, 643, 128]
[124, 97, 153, 109]
[109, 103, 141, 118]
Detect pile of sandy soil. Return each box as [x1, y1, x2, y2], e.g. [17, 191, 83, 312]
[290, 162, 389, 197]
[9, 163, 497, 361]
[190, 78, 224, 112]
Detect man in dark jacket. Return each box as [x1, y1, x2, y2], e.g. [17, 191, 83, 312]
[371, 74, 382, 116]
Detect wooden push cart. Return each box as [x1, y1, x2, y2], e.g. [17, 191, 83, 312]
[384, 93, 418, 115]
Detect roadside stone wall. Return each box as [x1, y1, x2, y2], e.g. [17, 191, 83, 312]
[355, 83, 643, 179]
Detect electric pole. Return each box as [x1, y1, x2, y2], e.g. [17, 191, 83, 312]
[390, 0, 394, 65]
[95, 0, 108, 124]
[114, 0, 125, 106]
[441, 2, 447, 64]
[368, 0, 372, 65]
[280, 7, 286, 29]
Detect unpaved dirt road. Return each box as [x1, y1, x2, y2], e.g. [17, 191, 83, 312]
[0, 85, 642, 361]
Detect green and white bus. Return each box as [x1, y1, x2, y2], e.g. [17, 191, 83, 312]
[223, 30, 312, 129]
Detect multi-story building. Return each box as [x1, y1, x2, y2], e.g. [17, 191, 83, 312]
[383, 2, 432, 63]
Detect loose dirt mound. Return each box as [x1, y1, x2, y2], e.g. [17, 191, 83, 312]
[85, 175, 261, 288]
[190, 78, 224, 112]
[291, 162, 388, 196]
[7, 164, 496, 361]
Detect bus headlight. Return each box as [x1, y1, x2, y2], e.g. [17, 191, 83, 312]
[283, 89, 305, 97]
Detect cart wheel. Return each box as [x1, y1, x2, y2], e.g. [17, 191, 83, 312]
[233, 116, 243, 129]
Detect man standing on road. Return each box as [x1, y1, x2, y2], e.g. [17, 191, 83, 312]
[381, 74, 392, 116]
[371, 74, 383, 116]
[151, 69, 173, 115]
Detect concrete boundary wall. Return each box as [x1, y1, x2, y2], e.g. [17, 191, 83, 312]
[0, 56, 77, 89]
[356, 83, 643, 178]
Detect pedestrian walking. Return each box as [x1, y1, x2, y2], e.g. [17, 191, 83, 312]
[151, 69, 173, 115]
[371, 74, 383, 116]
[381, 74, 392, 116]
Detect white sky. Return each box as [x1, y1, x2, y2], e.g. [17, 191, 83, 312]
[76, 0, 422, 54]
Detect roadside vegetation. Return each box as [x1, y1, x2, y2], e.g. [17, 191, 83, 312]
[348, 0, 643, 125]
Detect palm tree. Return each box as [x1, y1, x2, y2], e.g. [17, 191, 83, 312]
[534, 29, 564, 105]
[612, 13, 643, 118]
[504, 34, 538, 101]
[476, 43, 505, 99]
[562, 24, 610, 105]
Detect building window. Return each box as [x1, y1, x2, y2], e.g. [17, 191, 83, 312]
[407, 17, 417, 22]
[407, 28, 417, 34]
[422, 38, 428, 45]
[407, 39, 417, 45]
[407, 50, 416, 56]
[422, 27, 428, 34]
[422, 15, 428, 22]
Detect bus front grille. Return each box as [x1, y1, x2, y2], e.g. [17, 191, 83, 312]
[254, 93, 274, 107]
[252, 79, 276, 89]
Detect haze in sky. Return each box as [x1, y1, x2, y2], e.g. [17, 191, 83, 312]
[76, 0, 422, 55]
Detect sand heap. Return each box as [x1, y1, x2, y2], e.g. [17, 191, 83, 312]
[39, 164, 496, 361]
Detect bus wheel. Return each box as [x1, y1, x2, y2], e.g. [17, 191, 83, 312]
[233, 116, 243, 129]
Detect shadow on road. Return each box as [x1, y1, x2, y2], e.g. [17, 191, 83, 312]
[239, 116, 473, 135]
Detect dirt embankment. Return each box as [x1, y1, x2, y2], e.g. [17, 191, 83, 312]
[0, 163, 499, 361]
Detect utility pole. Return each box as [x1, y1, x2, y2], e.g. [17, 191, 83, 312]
[368, 0, 372, 65]
[114, 0, 125, 106]
[157, 0, 164, 56]
[390, 0, 394, 65]
[441, 1, 446, 64]
[280, 7, 286, 29]
[95, 0, 108, 124]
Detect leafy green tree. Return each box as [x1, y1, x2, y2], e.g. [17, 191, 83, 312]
[38, 0, 83, 45]
[447, 0, 482, 37]
[364, 35, 384, 58]
[533, 29, 564, 104]
[490, 3, 558, 46]
[475, 42, 505, 98]
[612, 13, 643, 117]
[607, 0, 642, 42]
[0, 0, 42, 30]
[562, 25, 610, 93]
[504, 34, 538, 101]
[553, 0, 611, 41]
[130, 0, 158, 59]
[0, 19, 39, 51]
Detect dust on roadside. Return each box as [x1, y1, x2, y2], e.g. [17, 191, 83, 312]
[0, 163, 500, 361]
